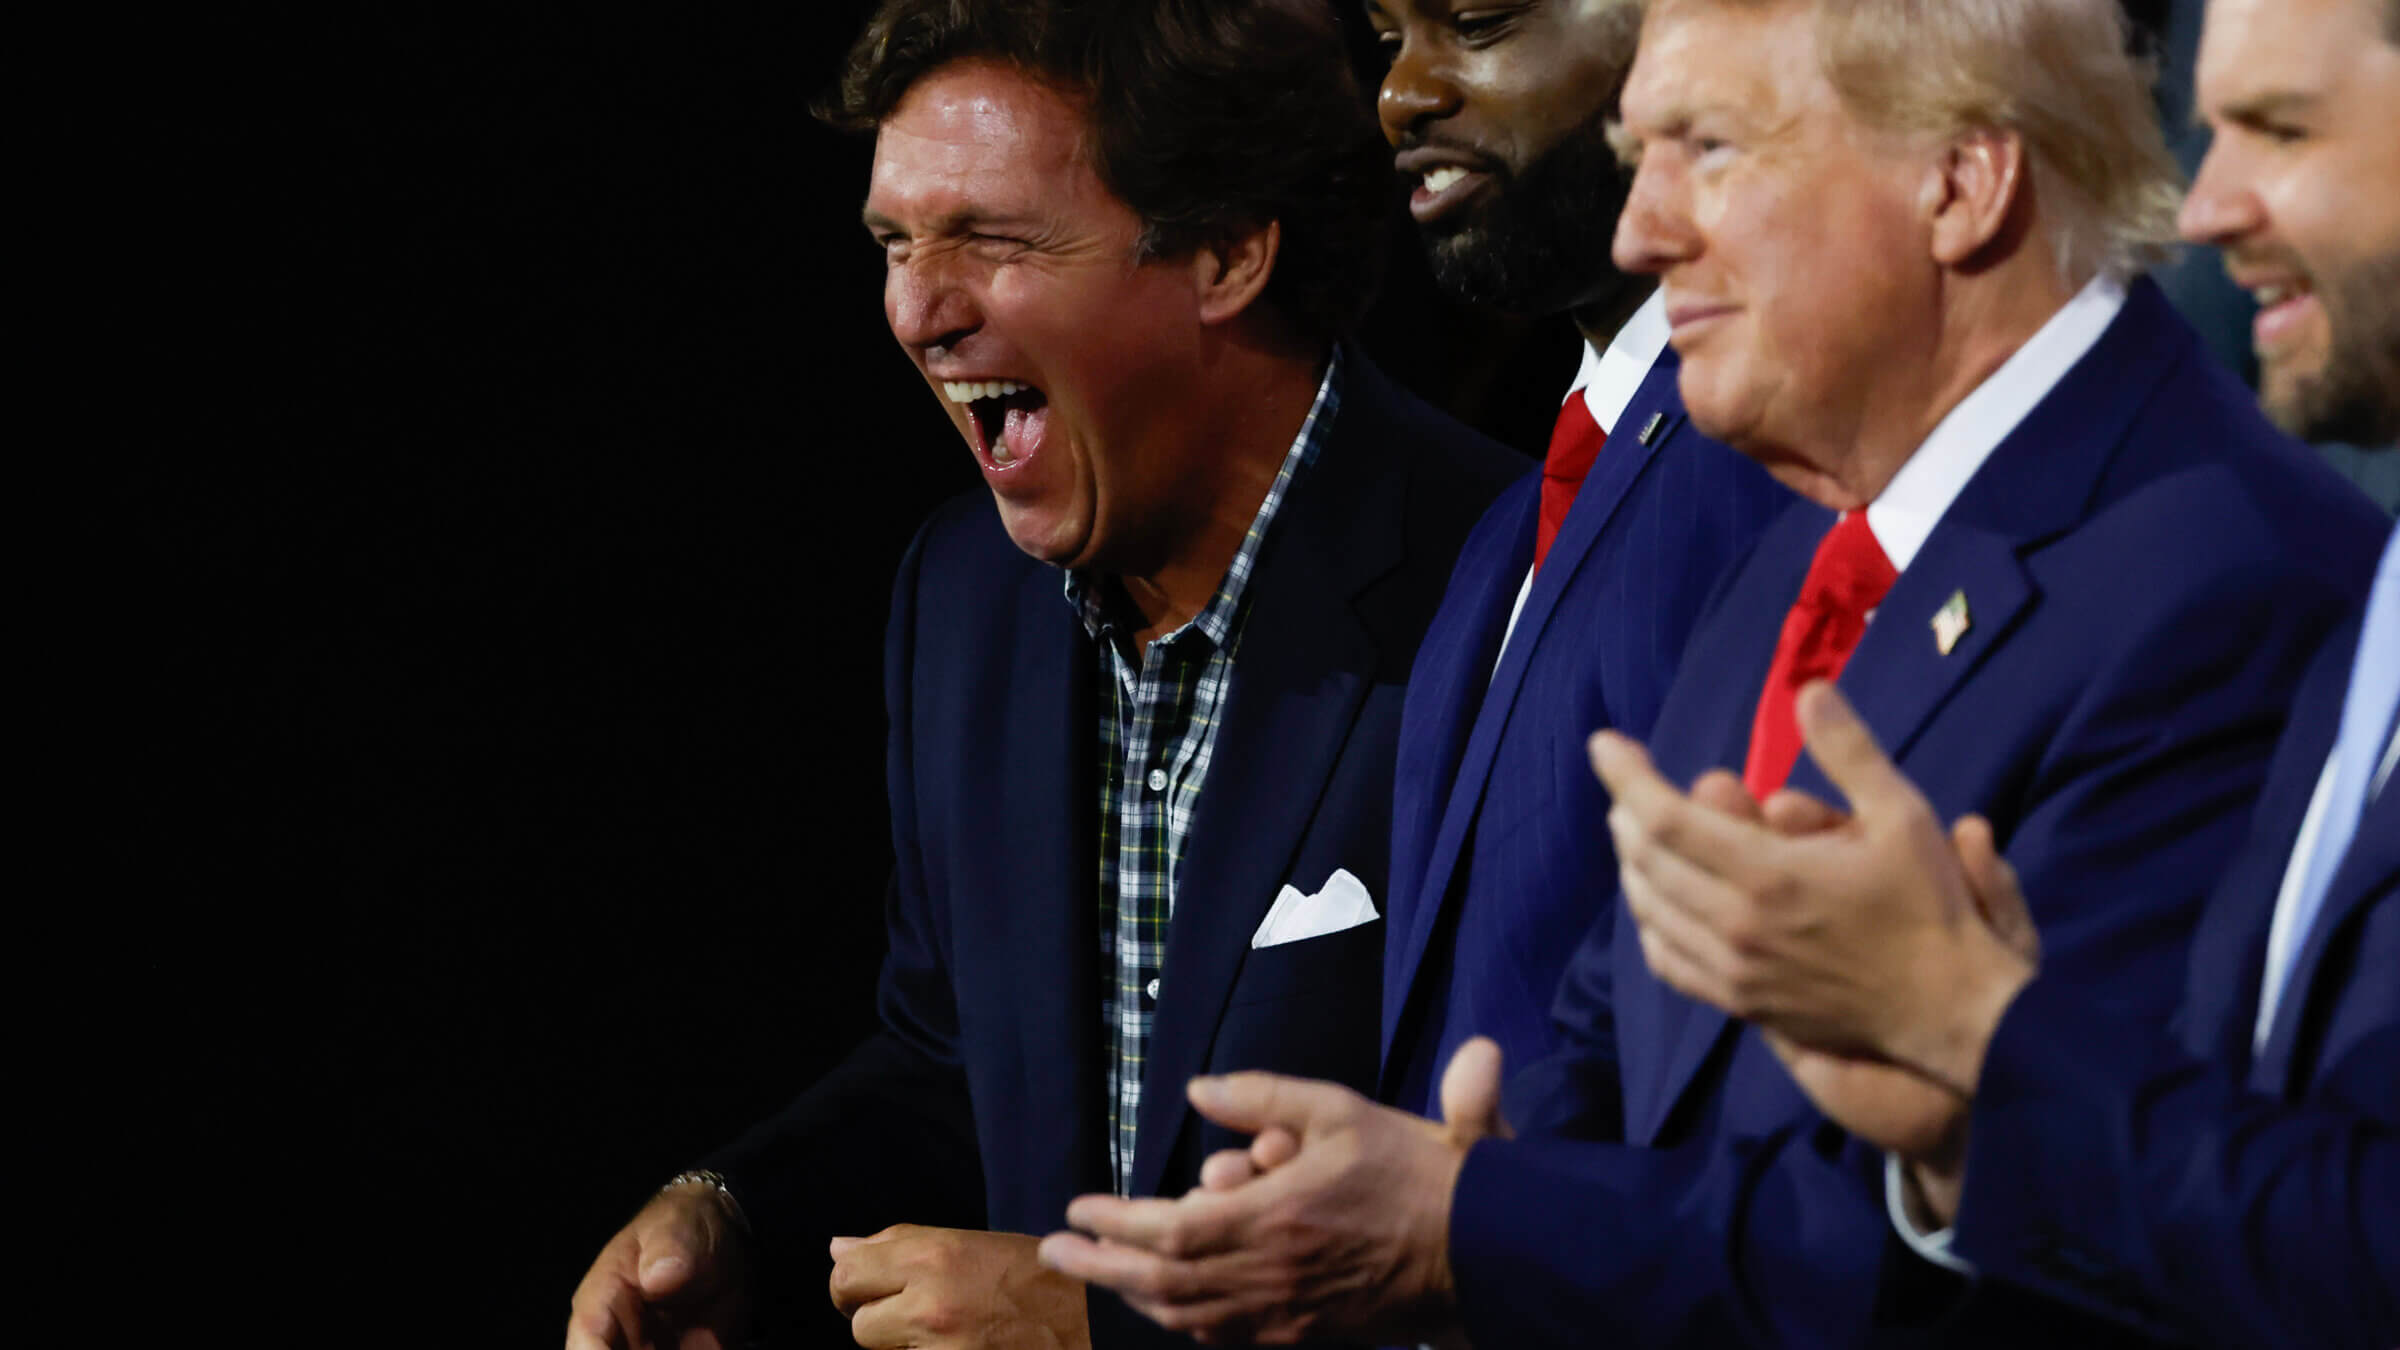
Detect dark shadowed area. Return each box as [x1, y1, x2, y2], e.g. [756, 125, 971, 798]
[138, 5, 1561, 1343]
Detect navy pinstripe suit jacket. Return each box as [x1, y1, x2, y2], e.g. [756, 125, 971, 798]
[1379, 344, 1789, 1115]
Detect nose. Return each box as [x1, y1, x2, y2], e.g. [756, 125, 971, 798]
[1378, 38, 1462, 147]
[885, 255, 981, 355]
[1611, 154, 1692, 278]
[2177, 133, 2264, 248]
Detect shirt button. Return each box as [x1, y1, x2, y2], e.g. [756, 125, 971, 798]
[1146, 768, 1168, 792]
[1145, 978, 1161, 1000]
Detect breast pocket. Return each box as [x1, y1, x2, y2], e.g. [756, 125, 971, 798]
[1225, 916, 1384, 1010]
[1214, 917, 1384, 1092]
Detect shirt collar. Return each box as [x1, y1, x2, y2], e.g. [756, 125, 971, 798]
[1566, 291, 1672, 436]
[1866, 274, 2127, 572]
[1063, 345, 1344, 648]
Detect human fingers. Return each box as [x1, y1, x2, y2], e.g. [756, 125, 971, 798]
[1689, 768, 1765, 823]
[1184, 1071, 1358, 1139]
[1622, 859, 1748, 1016]
[1437, 1036, 1512, 1142]
[1761, 786, 1847, 836]
[1953, 815, 2040, 964]
[1594, 735, 1784, 886]
[1059, 1188, 1247, 1260]
[1196, 1128, 1301, 1192]
[844, 1290, 917, 1350]
[1038, 1230, 1199, 1300]
[1608, 800, 1763, 946]
[1792, 682, 1926, 820]
[1587, 729, 1677, 806]
[1199, 1148, 1262, 1192]
[631, 1190, 731, 1302]
[1037, 1232, 1266, 1333]
[1250, 1126, 1300, 1172]
[563, 1281, 643, 1350]
[567, 1229, 653, 1350]
[827, 1229, 916, 1317]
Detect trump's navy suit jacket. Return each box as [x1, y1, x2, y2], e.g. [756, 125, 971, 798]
[1444, 281, 2389, 1350]
[1948, 593, 2398, 1350]
[1380, 345, 1788, 1115]
[707, 353, 1520, 1348]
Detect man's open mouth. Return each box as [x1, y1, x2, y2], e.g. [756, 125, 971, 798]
[944, 379, 1052, 468]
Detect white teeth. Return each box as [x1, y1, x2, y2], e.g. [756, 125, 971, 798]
[2253, 286, 2294, 307]
[1423, 165, 1468, 194]
[942, 379, 1029, 404]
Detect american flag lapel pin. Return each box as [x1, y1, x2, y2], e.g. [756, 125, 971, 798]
[1932, 589, 1971, 656]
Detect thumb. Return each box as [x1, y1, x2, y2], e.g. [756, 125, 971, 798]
[1438, 1036, 1511, 1142]
[1952, 815, 2039, 964]
[635, 1206, 711, 1299]
[1794, 682, 1919, 818]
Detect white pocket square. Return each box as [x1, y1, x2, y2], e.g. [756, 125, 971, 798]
[1251, 867, 1380, 949]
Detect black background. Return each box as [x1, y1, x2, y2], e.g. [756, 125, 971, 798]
[142, 5, 1567, 1342]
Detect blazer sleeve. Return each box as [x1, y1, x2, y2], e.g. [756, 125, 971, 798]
[703, 519, 986, 1337]
[1950, 916, 2400, 1350]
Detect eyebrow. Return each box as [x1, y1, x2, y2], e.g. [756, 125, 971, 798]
[2205, 89, 2322, 128]
[859, 205, 1038, 235]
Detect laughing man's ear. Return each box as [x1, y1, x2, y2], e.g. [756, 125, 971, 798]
[1193, 219, 1281, 325]
[1923, 128, 2026, 267]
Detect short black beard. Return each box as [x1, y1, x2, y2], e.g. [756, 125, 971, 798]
[1416, 113, 1635, 318]
[2283, 248, 2400, 448]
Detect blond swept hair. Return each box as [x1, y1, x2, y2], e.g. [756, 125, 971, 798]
[1664, 0, 2184, 284]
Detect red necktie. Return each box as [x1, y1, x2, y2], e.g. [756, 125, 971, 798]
[1742, 512, 1897, 797]
[1531, 391, 1610, 574]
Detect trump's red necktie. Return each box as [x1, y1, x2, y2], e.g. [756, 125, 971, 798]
[1742, 511, 1897, 797]
[1532, 391, 1610, 574]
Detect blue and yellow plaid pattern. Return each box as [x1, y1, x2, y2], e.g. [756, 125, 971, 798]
[1070, 349, 1342, 1196]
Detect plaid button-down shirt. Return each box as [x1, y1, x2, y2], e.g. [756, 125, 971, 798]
[1069, 349, 1342, 1196]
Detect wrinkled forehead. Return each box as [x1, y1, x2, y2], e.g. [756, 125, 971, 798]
[867, 61, 1095, 217]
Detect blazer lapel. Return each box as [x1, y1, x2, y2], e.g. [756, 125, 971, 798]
[1622, 507, 1816, 1144]
[1378, 485, 1529, 1080]
[1633, 283, 2192, 1140]
[1802, 527, 2036, 795]
[1789, 287, 2193, 799]
[1384, 360, 1683, 1086]
[2254, 758, 2400, 1093]
[2184, 634, 2357, 1070]
[977, 569, 1111, 1199]
[1128, 370, 1401, 1200]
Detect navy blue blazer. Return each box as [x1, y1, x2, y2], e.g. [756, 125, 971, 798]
[1380, 344, 1788, 1115]
[1444, 281, 2389, 1350]
[1949, 596, 2398, 1350]
[707, 353, 1521, 1349]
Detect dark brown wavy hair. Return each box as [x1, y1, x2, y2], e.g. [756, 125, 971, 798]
[820, 0, 1390, 337]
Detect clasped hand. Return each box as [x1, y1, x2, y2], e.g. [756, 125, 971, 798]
[1590, 679, 2041, 1190]
[1038, 1038, 1512, 1345]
